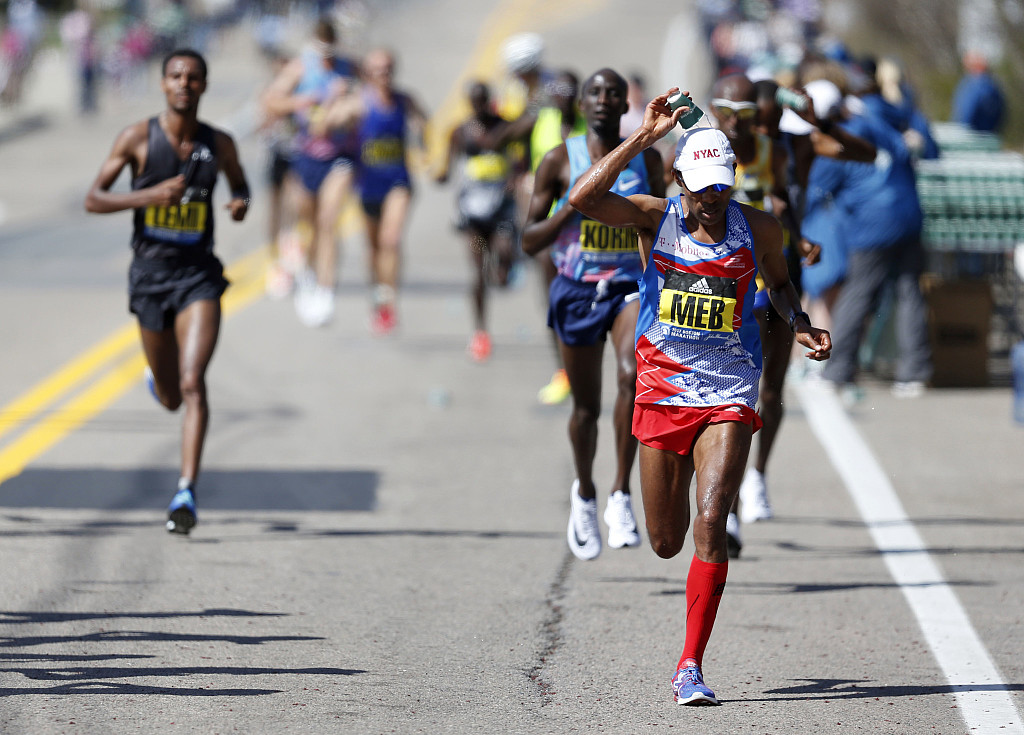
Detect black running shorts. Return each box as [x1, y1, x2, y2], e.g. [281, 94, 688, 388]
[128, 254, 228, 332]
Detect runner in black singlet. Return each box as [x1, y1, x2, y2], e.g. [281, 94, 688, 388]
[436, 81, 516, 362]
[85, 49, 250, 535]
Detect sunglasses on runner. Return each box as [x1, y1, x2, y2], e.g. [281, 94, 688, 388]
[685, 183, 731, 195]
[711, 98, 758, 120]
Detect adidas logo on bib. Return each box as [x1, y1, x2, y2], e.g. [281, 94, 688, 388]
[689, 277, 713, 295]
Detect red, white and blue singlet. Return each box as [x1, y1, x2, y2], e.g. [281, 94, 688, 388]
[293, 50, 357, 161]
[635, 197, 762, 409]
[550, 135, 648, 284]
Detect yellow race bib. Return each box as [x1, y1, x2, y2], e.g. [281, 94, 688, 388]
[362, 137, 404, 166]
[465, 152, 509, 183]
[144, 202, 207, 233]
[579, 220, 638, 253]
[659, 270, 738, 333]
[143, 202, 208, 245]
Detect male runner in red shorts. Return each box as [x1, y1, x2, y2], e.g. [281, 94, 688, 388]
[569, 89, 830, 705]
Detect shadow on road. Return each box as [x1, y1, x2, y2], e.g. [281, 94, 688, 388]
[0, 607, 363, 697]
[0, 608, 286, 624]
[0, 112, 50, 146]
[594, 575, 992, 596]
[0, 468, 378, 511]
[753, 678, 1024, 702]
[0, 630, 326, 648]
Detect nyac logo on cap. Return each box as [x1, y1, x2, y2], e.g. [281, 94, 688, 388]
[692, 148, 723, 161]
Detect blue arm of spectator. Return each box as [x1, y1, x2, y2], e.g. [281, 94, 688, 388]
[951, 78, 974, 127]
[803, 155, 846, 217]
[908, 109, 939, 159]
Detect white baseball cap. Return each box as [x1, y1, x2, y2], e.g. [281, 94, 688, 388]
[673, 127, 736, 191]
[779, 108, 813, 135]
[805, 79, 842, 118]
[778, 78, 844, 135]
[501, 33, 544, 74]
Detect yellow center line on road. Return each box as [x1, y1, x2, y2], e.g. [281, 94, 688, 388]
[0, 0, 604, 485]
[0, 352, 148, 486]
[0, 247, 269, 486]
[0, 326, 138, 442]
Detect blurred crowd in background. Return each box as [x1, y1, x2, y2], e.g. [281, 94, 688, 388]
[0, 0, 372, 111]
[0, 0, 1016, 134]
[2, 0, 1022, 390]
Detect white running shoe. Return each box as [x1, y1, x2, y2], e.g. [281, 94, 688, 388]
[739, 467, 774, 523]
[293, 267, 316, 295]
[604, 490, 641, 549]
[839, 382, 865, 409]
[725, 512, 742, 559]
[293, 270, 315, 323]
[891, 380, 925, 398]
[567, 481, 602, 560]
[297, 285, 335, 328]
[294, 290, 314, 325]
[265, 261, 294, 300]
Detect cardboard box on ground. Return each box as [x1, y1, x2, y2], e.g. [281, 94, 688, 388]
[921, 274, 993, 387]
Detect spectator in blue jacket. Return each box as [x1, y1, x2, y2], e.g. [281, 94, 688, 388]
[802, 79, 932, 397]
[859, 56, 940, 160]
[952, 50, 1006, 134]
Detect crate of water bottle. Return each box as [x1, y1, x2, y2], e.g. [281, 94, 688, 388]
[917, 178, 948, 216]
[962, 218, 1019, 250]
[927, 215, 1016, 251]
[923, 218, 958, 250]
[979, 155, 1024, 185]
[995, 219, 1024, 247]
[932, 122, 1002, 153]
[988, 183, 1024, 217]
[929, 156, 1024, 217]
[921, 220, 941, 248]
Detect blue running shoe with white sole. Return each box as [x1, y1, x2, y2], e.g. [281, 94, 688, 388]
[166, 487, 196, 535]
[672, 666, 719, 705]
[144, 367, 160, 405]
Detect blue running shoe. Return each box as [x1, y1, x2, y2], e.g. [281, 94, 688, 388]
[144, 367, 160, 405]
[166, 487, 196, 535]
[672, 666, 719, 705]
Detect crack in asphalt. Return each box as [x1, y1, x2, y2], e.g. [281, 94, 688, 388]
[527, 550, 573, 704]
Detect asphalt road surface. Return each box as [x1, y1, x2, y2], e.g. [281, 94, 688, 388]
[0, 1, 1021, 733]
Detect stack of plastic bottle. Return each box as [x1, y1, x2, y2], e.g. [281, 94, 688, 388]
[917, 123, 1024, 253]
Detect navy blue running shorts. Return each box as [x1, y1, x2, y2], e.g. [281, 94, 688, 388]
[361, 182, 411, 219]
[291, 152, 355, 193]
[547, 274, 640, 347]
[267, 148, 292, 188]
[128, 254, 228, 332]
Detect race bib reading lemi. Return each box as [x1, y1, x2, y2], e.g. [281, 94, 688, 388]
[144, 202, 207, 245]
[579, 220, 638, 253]
[659, 270, 738, 334]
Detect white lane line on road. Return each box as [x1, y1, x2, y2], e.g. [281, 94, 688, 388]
[795, 381, 1023, 734]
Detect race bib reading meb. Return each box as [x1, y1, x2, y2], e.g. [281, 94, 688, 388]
[659, 269, 738, 336]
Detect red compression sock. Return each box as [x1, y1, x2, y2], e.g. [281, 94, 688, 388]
[677, 555, 729, 669]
